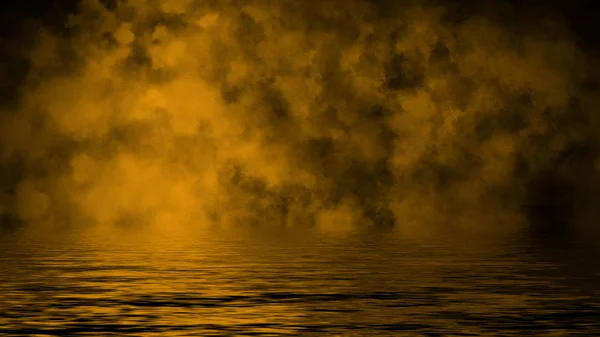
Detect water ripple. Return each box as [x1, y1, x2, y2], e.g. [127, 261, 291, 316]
[1, 229, 599, 335]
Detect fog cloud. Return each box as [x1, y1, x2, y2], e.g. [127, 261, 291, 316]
[1, 0, 598, 236]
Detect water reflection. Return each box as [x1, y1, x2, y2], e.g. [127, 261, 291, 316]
[1, 225, 599, 336]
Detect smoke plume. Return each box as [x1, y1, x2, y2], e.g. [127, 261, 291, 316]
[1, 0, 598, 236]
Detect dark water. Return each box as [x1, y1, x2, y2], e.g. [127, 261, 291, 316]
[1, 225, 600, 336]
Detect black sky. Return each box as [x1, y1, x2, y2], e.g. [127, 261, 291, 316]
[0, 1, 597, 36]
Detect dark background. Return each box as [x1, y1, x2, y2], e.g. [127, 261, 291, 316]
[1, 0, 598, 101]
[1, 1, 599, 48]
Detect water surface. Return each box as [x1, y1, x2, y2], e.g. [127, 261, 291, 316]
[1, 225, 599, 336]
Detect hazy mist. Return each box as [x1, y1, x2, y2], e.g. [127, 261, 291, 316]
[1, 0, 598, 237]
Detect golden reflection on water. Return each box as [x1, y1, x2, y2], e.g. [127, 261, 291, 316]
[1, 226, 599, 336]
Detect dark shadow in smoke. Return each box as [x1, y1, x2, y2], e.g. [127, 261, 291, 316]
[385, 52, 425, 92]
[0, 49, 29, 109]
[525, 174, 575, 229]
[524, 139, 597, 239]
[0, 213, 22, 231]
[0, 0, 82, 109]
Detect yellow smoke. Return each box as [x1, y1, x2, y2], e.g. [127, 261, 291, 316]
[0, 0, 598, 236]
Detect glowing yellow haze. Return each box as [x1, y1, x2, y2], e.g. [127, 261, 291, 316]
[1, 0, 598, 236]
